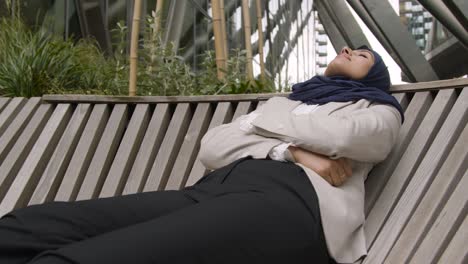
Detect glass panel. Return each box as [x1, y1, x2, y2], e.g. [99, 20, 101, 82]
[3, 0, 83, 40]
[66, 1, 83, 40]
[400, 0, 433, 53]
[180, 0, 211, 72]
[14, 1, 62, 32]
[107, 0, 128, 32]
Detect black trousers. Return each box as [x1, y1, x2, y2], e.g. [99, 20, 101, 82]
[0, 157, 333, 264]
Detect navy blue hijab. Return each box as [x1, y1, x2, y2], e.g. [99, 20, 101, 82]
[288, 45, 404, 123]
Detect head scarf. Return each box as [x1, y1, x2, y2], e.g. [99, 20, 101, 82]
[287, 45, 404, 123]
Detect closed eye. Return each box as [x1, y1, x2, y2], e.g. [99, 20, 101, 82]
[359, 54, 368, 58]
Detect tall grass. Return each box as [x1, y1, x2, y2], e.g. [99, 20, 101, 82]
[0, 17, 114, 97]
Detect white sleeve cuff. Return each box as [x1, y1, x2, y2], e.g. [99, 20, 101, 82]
[268, 142, 296, 162]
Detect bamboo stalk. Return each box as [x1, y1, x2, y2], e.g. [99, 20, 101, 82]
[255, 0, 265, 81]
[211, 0, 226, 80]
[153, 0, 164, 36]
[242, 0, 254, 80]
[129, 0, 143, 96]
[219, 0, 228, 68]
[276, 0, 282, 91]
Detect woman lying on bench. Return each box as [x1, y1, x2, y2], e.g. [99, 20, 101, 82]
[0, 46, 403, 264]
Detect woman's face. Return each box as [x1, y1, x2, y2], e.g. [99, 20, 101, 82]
[324, 47, 375, 80]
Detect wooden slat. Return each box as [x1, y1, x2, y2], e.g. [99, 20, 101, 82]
[185, 102, 234, 186]
[0, 97, 11, 113]
[232, 101, 254, 121]
[394, 93, 410, 110]
[364, 89, 457, 249]
[0, 104, 72, 217]
[390, 78, 468, 93]
[122, 104, 171, 195]
[437, 216, 468, 264]
[0, 97, 26, 138]
[364, 88, 467, 263]
[410, 172, 467, 263]
[165, 103, 212, 190]
[0, 98, 41, 166]
[99, 104, 150, 198]
[365, 92, 432, 215]
[28, 104, 92, 205]
[143, 103, 192, 191]
[385, 123, 468, 263]
[41, 78, 468, 104]
[0, 104, 53, 209]
[257, 100, 267, 107]
[76, 105, 128, 201]
[54, 104, 110, 202]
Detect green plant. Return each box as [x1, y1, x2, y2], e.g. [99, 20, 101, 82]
[0, 12, 284, 98]
[0, 17, 118, 97]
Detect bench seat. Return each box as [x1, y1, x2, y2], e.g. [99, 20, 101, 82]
[0, 78, 466, 263]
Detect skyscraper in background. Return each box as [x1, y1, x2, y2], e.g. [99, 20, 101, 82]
[399, 0, 433, 53]
[314, 10, 328, 75]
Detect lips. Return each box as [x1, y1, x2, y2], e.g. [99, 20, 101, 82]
[337, 54, 351, 61]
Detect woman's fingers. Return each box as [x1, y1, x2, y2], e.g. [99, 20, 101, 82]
[341, 158, 353, 177]
[331, 159, 353, 187]
[323, 173, 334, 186]
[292, 147, 352, 187]
[329, 164, 343, 187]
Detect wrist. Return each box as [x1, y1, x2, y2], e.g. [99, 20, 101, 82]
[287, 146, 300, 161]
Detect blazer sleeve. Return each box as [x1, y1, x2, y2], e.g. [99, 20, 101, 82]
[251, 103, 402, 163]
[198, 111, 286, 171]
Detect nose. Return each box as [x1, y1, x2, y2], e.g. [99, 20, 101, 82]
[340, 47, 352, 55]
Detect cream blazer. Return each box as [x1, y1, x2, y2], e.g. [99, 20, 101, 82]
[198, 96, 402, 263]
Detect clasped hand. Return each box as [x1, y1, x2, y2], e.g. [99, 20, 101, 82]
[288, 146, 352, 187]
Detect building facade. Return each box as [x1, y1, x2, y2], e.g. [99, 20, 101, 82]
[399, 0, 433, 53]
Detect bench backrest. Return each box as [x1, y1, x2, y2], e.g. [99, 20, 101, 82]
[0, 78, 466, 263]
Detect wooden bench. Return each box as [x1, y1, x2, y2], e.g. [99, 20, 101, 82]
[0, 78, 466, 263]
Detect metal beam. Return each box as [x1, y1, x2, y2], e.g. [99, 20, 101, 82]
[264, 0, 301, 75]
[447, 0, 468, 31]
[419, 0, 468, 49]
[277, 8, 314, 74]
[180, 0, 241, 60]
[322, 0, 370, 49]
[187, 0, 212, 20]
[346, 0, 439, 82]
[425, 36, 468, 79]
[164, 0, 189, 50]
[315, 1, 347, 54]
[75, 0, 112, 54]
[231, 0, 287, 51]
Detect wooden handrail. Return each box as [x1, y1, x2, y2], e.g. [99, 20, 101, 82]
[41, 78, 467, 104]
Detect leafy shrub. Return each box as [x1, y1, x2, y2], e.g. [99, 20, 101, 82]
[0, 17, 115, 96]
[0, 13, 280, 97]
